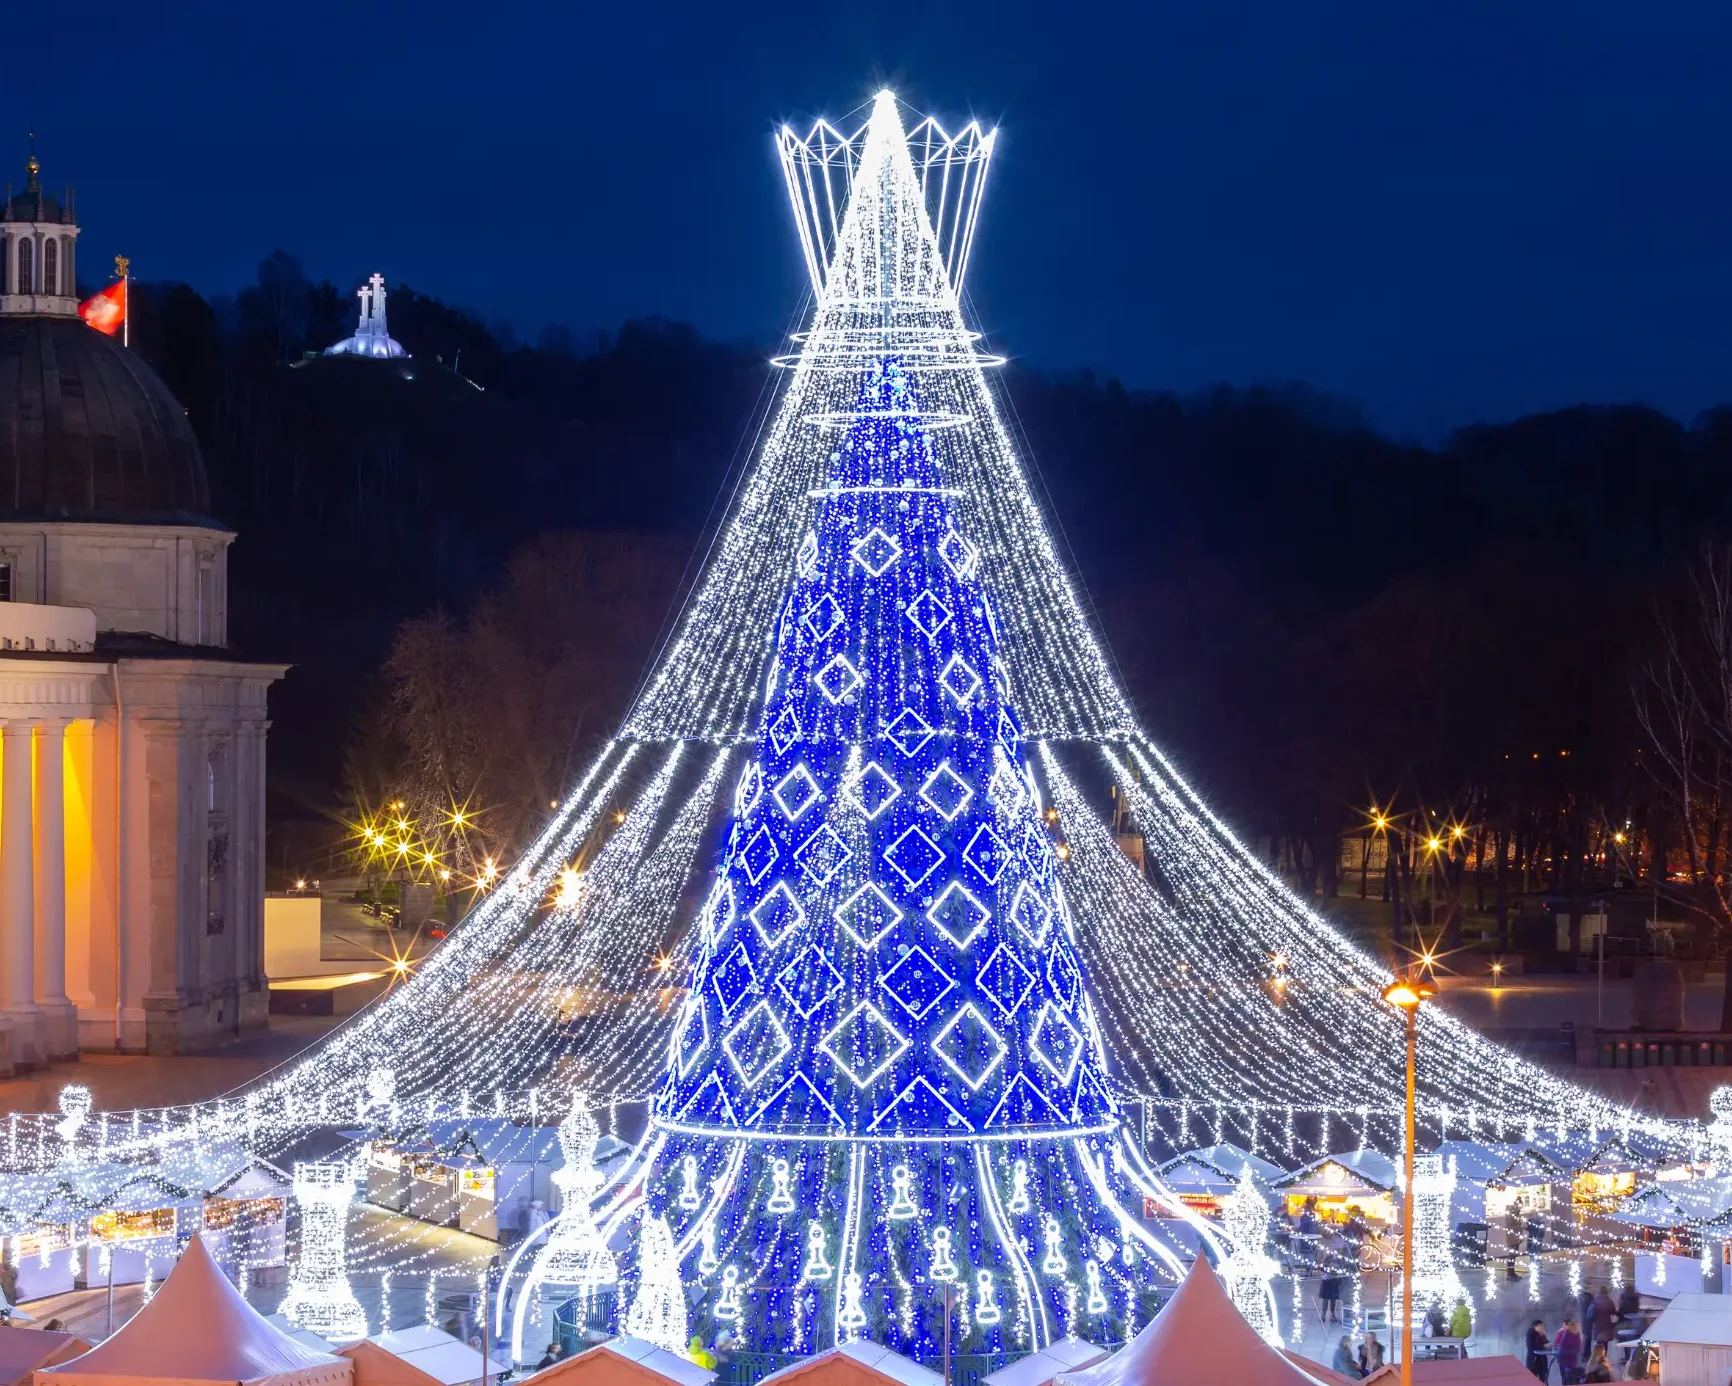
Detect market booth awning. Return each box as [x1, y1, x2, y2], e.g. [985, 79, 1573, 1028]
[0, 1329, 90, 1386]
[37, 1234, 352, 1386]
[1643, 1291, 1732, 1385]
[757, 1342, 939, 1386]
[982, 1339, 1108, 1386]
[523, 1338, 715, 1386]
[1055, 1258, 1328, 1386]
[339, 1329, 490, 1386]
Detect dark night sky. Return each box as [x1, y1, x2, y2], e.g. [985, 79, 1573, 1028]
[10, 0, 1732, 438]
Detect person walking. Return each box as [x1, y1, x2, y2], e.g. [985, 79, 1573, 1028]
[1578, 1284, 1597, 1358]
[1554, 1317, 1582, 1385]
[1526, 1319, 1551, 1382]
[1592, 1286, 1616, 1350]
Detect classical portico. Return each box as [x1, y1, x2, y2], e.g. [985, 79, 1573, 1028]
[0, 144, 286, 1069]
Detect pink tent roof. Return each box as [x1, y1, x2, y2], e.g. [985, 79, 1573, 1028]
[40, 1235, 351, 1386]
[1058, 1260, 1326, 1386]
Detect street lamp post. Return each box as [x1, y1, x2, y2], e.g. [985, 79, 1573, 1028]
[1382, 974, 1434, 1386]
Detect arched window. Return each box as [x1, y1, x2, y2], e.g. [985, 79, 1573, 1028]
[42, 238, 56, 296]
[15, 238, 31, 295]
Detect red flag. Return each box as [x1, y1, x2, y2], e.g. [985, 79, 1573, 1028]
[79, 281, 126, 337]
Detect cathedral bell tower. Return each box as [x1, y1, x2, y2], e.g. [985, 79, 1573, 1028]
[1, 136, 80, 318]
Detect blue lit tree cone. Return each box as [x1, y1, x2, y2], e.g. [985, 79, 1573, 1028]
[627, 359, 1196, 1358]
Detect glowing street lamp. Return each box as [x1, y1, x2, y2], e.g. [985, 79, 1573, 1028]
[1383, 972, 1435, 1386]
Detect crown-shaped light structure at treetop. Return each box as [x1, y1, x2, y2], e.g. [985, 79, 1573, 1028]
[0, 88, 1701, 1364]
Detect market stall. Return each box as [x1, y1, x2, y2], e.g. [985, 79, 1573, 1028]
[1437, 1141, 1564, 1263]
[1276, 1150, 1399, 1227]
[8, 1222, 79, 1303]
[373, 1122, 562, 1242]
[1152, 1144, 1286, 1219]
[406, 1156, 460, 1228]
[84, 1175, 200, 1290]
[202, 1162, 292, 1275]
[366, 1145, 413, 1213]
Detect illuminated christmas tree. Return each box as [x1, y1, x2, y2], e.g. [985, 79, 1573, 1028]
[595, 93, 1202, 1363]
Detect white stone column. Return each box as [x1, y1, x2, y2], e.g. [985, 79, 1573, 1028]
[33, 719, 77, 1059]
[0, 722, 43, 1065]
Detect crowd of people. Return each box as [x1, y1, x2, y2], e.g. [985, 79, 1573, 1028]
[1523, 1283, 1651, 1383]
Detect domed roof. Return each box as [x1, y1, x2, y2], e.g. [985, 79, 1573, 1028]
[0, 315, 216, 525]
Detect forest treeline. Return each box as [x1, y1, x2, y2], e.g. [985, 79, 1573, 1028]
[125, 254, 1732, 934]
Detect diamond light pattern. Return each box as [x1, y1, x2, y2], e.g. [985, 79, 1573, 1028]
[883, 825, 945, 890]
[740, 826, 780, 885]
[794, 824, 853, 886]
[918, 761, 973, 821]
[884, 708, 937, 758]
[802, 593, 845, 641]
[768, 706, 802, 756]
[843, 761, 901, 820]
[938, 653, 982, 708]
[834, 882, 903, 949]
[775, 945, 846, 1018]
[927, 881, 991, 950]
[976, 942, 1037, 1019]
[819, 1002, 911, 1087]
[772, 765, 822, 821]
[723, 1001, 792, 1087]
[905, 589, 953, 640]
[938, 527, 979, 580]
[879, 946, 957, 1020]
[961, 824, 1010, 885]
[815, 653, 864, 703]
[748, 880, 806, 948]
[736, 763, 764, 816]
[711, 943, 758, 1020]
[1009, 881, 1054, 947]
[931, 1003, 1006, 1092]
[850, 526, 903, 576]
[1030, 1002, 1084, 1084]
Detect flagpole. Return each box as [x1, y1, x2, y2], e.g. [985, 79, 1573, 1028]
[114, 255, 130, 348]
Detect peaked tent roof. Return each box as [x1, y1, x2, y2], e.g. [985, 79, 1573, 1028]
[42, 1235, 351, 1386]
[1056, 1259, 1326, 1386]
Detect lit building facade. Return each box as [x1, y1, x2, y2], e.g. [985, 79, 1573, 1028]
[0, 149, 285, 1066]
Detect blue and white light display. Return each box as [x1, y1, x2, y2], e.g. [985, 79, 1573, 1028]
[625, 356, 1183, 1355]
